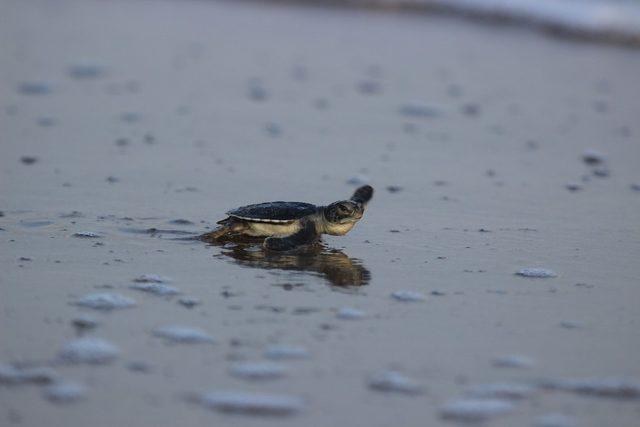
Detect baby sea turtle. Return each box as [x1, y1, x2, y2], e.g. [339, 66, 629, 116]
[200, 186, 373, 251]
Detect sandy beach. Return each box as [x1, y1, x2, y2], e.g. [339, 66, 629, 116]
[1, 0, 640, 426]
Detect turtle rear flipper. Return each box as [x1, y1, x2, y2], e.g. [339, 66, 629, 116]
[264, 220, 318, 251]
[350, 185, 374, 205]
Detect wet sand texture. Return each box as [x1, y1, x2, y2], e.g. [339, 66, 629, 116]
[1, 1, 640, 426]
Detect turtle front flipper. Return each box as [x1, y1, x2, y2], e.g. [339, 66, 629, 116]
[350, 185, 374, 206]
[199, 218, 247, 243]
[264, 220, 319, 251]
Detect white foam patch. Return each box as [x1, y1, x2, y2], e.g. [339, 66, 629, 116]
[440, 398, 514, 421]
[43, 381, 87, 403]
[263, 345, 310, 360]
[347, 0, 640, 42]
[0, 364, 58, 384]
[535, 414, 578, 427]
[58, 338, 119, 364]
[75, 293, 136, 310]
[391, 290, 426, 302]
[229, 362, 287, 380]
[336, 307, 366, 320]
[153, 326, 215, 344]
[368, 371, 425, 395]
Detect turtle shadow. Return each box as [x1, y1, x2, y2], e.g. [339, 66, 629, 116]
[211, 242, 371, 288]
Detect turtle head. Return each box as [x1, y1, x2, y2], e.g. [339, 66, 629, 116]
[323, 200, 363, 225]
[321, 186, 373, 235]
[350, 185, 374, 205]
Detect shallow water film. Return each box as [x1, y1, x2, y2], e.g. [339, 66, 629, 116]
[1, 0, 640, 426]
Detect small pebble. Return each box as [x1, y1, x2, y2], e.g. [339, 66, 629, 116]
[492, 355, 534, 369]
[440, 399, 514, 422]
[133, 274, 171, 283]
[582, 149, 605, 165]
[559, 321, 584, 329]
[465, 382, 535, 400]
[71, 314, 99, 330]
[247, 81, 268, 101]
[541, 377, 640, 399]
[368, 371, 424, 395]
[130, 283, 180, 296]
[314, 98, 329, 110]
[43, 381, 86, 403]
[386, 185, 403, 193]
[291, 65, 308, 81]
[58, 338, 119, 364]
[229, 362, 286, 380]
[198, 391, 304, 415]
[178, 297, 200, 308]
[593, 100, 608, 113]
[37, 117, 56, 127]
[336, 307, 366, 320]
[68, 64, 105, 79]
[398, 103, 440, 118]
[346, 174, 370, 186]
[574, 282, 594, 288]
[356, 80, 382, 95]
[153, 326, 215, 344]
[73, 231, 102, 238]
[75, 293, 136, 310]
[20, 156, 39, 165]
[264, 122, 282, 137]
[169, 219, 194, 225]
[127, 361, 152, 373]
[391, 290, 426, 302]
[516, 268, 557, 278]
[119, 112, 141, 123]
[461, 103, 480, 116]
[60, 211, 83, 219]
[565, 183, 582, 192]
[592, 166, 610, 177]
[18, 82, 52, 95]
[447, 84, 463, 97]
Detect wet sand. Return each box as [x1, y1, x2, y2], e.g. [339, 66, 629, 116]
[1, 0, 640, 426]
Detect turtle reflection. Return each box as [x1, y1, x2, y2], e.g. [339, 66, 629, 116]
[216, 243, 370, 287]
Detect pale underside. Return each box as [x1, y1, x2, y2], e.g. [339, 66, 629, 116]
[240, 218, 303, 237]
[229, 213, 357, 237]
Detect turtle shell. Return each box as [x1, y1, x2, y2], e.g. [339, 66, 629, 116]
[227, 202, 317, 223]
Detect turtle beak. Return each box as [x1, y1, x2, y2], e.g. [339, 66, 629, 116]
[353, 204, 364, 219]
